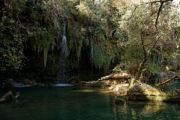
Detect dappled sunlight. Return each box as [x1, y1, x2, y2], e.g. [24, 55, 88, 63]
[73, 88, 111, 94]
[140, 102, 167, 117]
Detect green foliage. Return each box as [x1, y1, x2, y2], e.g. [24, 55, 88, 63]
[121, 45, 144, 65]
[147, 63, 162, 75]
[176, 27, 180, 38]
[0, 0, 123, 75]
[0, 10, 25, 71]
[90, 42, 103, 68]
[1, 0, 180, 86]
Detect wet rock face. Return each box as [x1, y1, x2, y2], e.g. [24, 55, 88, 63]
[127, 83, 168, 101]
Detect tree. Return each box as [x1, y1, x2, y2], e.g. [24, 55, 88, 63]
[117, 0, 180, 82]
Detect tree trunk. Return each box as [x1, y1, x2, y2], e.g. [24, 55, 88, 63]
[136, 32, 148, 80]
[136, 58, 148, 80]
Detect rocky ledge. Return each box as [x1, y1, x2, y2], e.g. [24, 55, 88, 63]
[115, 82, 180, 102]
[127, 83, 168, 101]
[83, 72, 180, 102]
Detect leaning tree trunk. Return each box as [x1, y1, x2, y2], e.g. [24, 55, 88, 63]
[136, 32, 148, 80]
[136, 58, 148, 80]
[136, 31, 159, 80]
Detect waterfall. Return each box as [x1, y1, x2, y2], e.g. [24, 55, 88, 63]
[57, 22, 68, 83]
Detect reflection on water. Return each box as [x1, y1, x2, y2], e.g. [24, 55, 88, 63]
[140, 102, 165, 117]
[0, 87, 180, 120]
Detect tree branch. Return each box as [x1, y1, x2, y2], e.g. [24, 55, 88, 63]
[156, 75, 177, 87]
[155, 1, 164, 31]
[143, 0, 172, 4]
[127, 0, 173, 30]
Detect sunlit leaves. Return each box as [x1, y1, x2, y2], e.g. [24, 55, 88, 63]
[76, 1, 90, 16]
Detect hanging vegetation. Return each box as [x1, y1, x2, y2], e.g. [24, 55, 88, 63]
[0, 0, 180, 85]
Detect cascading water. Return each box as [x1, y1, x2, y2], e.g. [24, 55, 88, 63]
[55, 22, 73, 86]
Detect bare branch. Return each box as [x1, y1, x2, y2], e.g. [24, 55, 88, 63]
[155, 1, 164, 31]
[127, 5, 138, 21]
[127, 0, 173, 30]
[143, 0, 172, 4]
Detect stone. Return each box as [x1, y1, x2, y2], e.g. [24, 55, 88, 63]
[109, 84, 129, 96]
[127, 82, 168, 101]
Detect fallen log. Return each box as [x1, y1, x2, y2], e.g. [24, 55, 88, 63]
[0, 91, 20, 102]
[98, 73, 131, 81]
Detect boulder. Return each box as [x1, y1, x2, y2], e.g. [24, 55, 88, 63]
[109, 84, 129, 96]
[127, 83, 168, 101]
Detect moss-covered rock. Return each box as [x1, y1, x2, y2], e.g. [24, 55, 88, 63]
[127, 83, 168, 101]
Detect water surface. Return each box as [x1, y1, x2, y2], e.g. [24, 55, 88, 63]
[0, 87, 180, 120]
